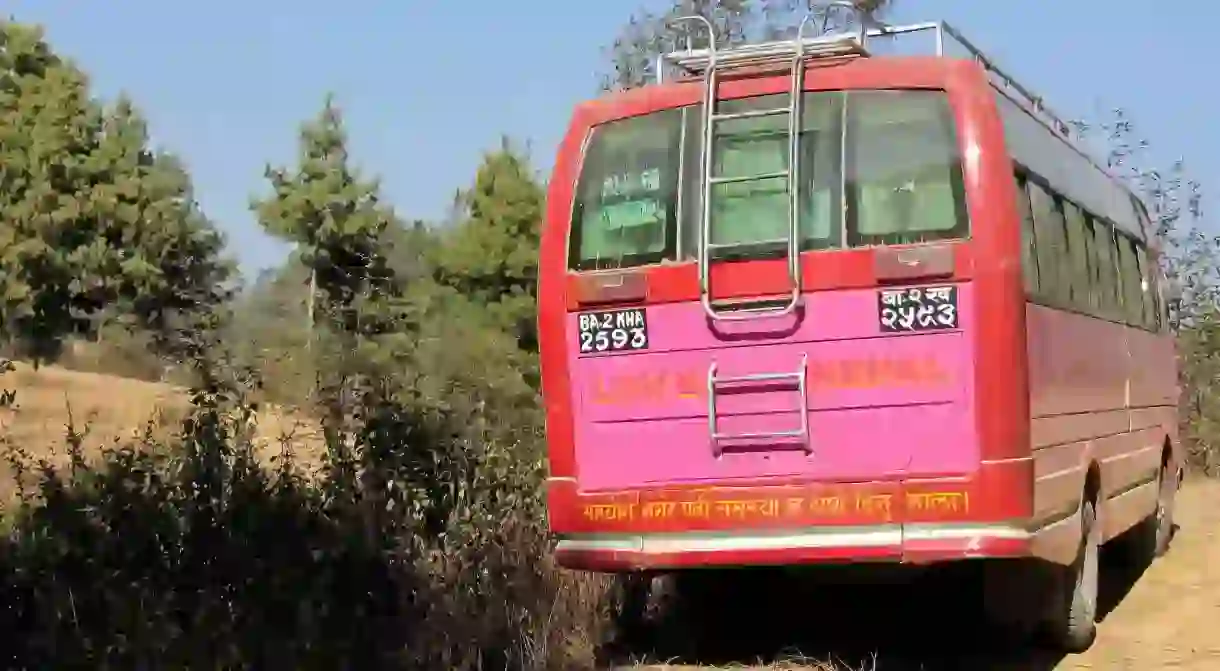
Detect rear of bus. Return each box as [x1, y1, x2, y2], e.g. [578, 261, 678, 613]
[538, 53, 1032, 571]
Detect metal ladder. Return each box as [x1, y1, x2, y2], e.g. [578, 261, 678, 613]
[665, 2, 869, 322]
[707, 354, 811, 456]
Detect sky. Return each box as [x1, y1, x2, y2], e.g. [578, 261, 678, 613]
[6, 0, 1216, 276]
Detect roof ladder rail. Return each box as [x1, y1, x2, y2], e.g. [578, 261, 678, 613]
[669, 2, 867, 322]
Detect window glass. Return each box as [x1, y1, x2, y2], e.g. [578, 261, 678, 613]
[1015, 174, 1039, 296]
[708, 95, 791, 254]
[569, 109, 681, 270]
[1028, 180, 1068, 305]
[1135, 244, 1157, 329]
[1090, 216, 1120, 317]
[1063, 200, 1094, 310]
[1116, 234, 1143, 325]
[799, 92, 845, 251]
[705, 92, 844, 259]
[846, 90, 968, 246]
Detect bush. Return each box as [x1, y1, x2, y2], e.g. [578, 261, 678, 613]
[0, 364, 611, 670]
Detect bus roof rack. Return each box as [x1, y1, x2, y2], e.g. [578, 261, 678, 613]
[660, 31, 869, 78]
[657, 17, 1077, 143]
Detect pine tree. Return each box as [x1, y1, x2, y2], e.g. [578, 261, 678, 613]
[433, 138, 544, 352]
[252, 95, 397, 337]
[0, 20, 231, 362]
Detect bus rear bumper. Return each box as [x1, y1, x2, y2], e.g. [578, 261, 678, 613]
[554, 523, 1032, 572]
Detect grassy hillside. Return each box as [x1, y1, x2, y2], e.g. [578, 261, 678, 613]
[0, 363, 323, 497]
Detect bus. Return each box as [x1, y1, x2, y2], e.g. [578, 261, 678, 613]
[537, 4, 1180, 651]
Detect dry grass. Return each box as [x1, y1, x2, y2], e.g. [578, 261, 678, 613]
[623, 658, 866, 670]
[0, 362, 324, 497]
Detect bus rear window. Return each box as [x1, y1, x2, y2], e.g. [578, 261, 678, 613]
[566, 89, 968, 270]
[568, 109, 681, 271]
[846, 90, 968, 246]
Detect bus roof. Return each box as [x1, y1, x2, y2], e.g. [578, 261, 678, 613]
[622, 16, 1149, 242]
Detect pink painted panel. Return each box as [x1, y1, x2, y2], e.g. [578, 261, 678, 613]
[567, 285, 978, 491]
[1128, 328, 1178, 409]
[1026, 305, 1128, 418]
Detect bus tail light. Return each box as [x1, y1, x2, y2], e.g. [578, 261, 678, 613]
[574, 270, 648, 306]
[874, 243, 956, 283]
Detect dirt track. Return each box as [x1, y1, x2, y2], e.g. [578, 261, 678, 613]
[627, 479, 1220, 671]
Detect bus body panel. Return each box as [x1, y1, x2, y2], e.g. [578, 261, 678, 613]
[1027, 303, 1180, 551]
[570, 286, 976, 491]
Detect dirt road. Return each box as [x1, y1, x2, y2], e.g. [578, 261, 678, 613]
[625, 479, 1220, 671]
[1063, 478, 1220, 670]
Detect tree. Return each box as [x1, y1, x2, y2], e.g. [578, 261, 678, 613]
[0, 20, 231, 363]
[600, 0, 896, 91]
[251, 95, 400, 340]
[433, 138, 544, 353]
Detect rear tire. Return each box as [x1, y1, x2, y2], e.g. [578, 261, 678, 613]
[1043, 497, 1099, 652]
[1149, 460, 1176, 558]
[1124, 458, 1176, 568]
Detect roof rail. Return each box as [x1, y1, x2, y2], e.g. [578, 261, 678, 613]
[657, 16, 1078, 145]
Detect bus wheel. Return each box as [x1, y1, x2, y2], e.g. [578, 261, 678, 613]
[1146, 459, 1177, 558]
[1044, 497, 1099, 652]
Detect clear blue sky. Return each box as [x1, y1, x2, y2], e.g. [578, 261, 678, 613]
[7, 0, 1216, 276]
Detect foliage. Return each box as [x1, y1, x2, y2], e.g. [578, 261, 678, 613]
[432, 137, 545, 355]
[0, 20, 232, 364]
[599, 0, 895, 91]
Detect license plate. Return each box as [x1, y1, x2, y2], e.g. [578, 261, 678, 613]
[577, 308, 649, 353]
[877, 286, 958, 332]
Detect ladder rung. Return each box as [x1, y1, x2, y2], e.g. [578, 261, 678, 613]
[712, 429, 806, 441]
[709, 171, 789, 186]
[711, 108, 790, 122]
[713, 370, 803, 385]
[707, 238, 788, 250]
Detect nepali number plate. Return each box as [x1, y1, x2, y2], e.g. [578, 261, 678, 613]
[577, 308, 649, 353]
[877, 286, 959, 332]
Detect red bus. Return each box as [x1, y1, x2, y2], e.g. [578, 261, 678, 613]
[538, 6, 1180, 651]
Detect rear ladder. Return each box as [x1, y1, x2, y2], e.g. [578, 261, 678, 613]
[663, 2, 870, 322]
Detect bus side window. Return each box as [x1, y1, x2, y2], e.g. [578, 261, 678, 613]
[1027, 180, 1069, 307]
[1090, 215, 1120, 320]
[1134, 243, 1158, 330]
[1015, 173, 1039, 296]
[1062, 200, 1094, 312]
[1063, 200, 1093, 312]
[1115, 234, 1143, 327]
